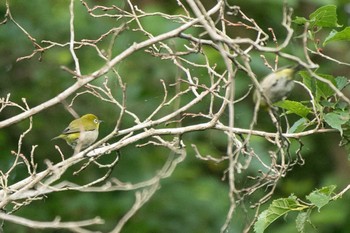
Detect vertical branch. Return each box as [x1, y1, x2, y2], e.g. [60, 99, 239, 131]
[221, 68, 236, 232]
[69, 0, 81, 76]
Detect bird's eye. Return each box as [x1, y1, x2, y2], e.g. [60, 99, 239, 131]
[271, 80, 278, 87]
[94, 119, 99, 124]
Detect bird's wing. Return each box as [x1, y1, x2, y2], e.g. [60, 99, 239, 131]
[61, 118, 83, 134]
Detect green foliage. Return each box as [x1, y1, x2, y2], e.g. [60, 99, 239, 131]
[299, 71, 338, 101]
[251, 4, 350, 232]
[274, 100, 311, 118]
[293, 4, 350, 47]
[306, 185, 336, 211]
[335, 76, 348, 91]
[340, 120, 350, 158]
[295, 211, 310, 233]
[324, 27, 350, 45]
[324, 111, 349, 136]
[297, 68, 350, 153]
[254, 186, 336, 233]
[288, 118, 309, 133]
[293, 5, 341, 28]
[254, 195, 308, 233]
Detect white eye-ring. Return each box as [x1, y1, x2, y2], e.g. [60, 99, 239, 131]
[94, 119, 99, 124]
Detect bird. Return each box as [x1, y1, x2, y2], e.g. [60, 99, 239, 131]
[253, 66, 301, 108]
[52, 114, 102, 149]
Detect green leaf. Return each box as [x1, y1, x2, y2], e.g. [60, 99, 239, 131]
[293, 5, 340, 28]
[335, 76, 348, 90]
[316, 73, 337, 98]
[324, 27, 350, 46]
[320, 100, 336, 108]
[254, 210, 268, 233]
[309, 5, 341, 28]
[293, 16, 309, 25]
[299, 71, 317, 97]
[289, 118, 309, 134]
[324, 111, 350, 135]
[296, 211, 309, 233]
[300, 71, 337, 100]
[345, 142, 350, 161]
[274, 100, 311, 118]
[254, 195, 307, 233]
[340, 122, 350, 159]
[306, 185, 336, 211]
[337, 101, 348, 110]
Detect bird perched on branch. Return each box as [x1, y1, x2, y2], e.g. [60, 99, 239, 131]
[253, 65, 302, 108]
[52, 114, 102, 149]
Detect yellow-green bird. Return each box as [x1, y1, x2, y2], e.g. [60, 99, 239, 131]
[253, 66, 301, 107]
[52, 114, 102, 149]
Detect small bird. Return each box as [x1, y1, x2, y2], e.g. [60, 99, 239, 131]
[52, 114, 102, 149]
[253, 66, 301, 107]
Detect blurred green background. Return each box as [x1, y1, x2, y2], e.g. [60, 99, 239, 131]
[0, 0, 350, 232]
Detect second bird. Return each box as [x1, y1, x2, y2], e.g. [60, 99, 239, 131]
[253, 66, 301, 108]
